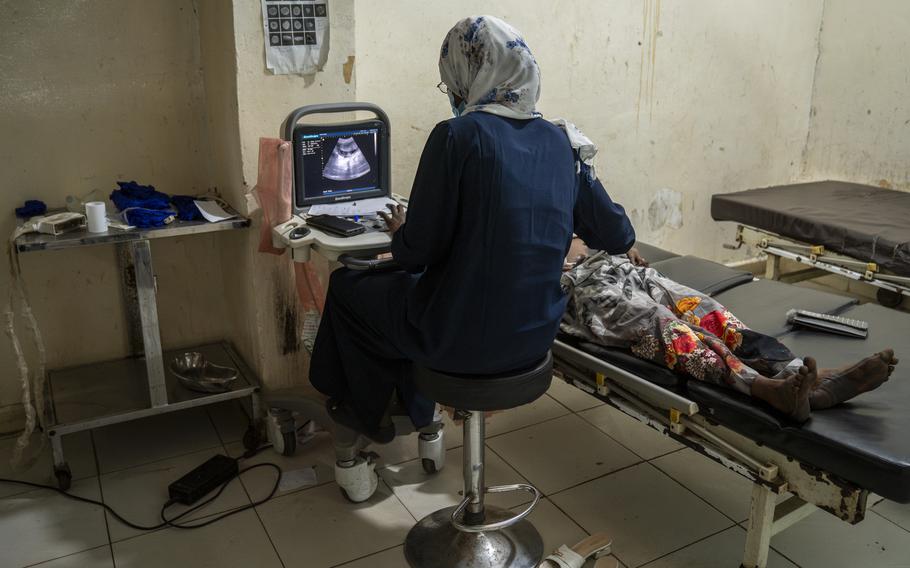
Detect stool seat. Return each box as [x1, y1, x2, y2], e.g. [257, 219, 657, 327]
[406, 351, 553, 568]
[413, 352, 553, 411]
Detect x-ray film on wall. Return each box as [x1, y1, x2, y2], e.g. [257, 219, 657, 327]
[261, 0, 329, 75]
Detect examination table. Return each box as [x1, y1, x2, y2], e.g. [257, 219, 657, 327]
[553, 242, 910, 568]
[712, 181, 910, 307]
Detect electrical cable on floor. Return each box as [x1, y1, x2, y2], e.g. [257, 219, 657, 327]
[0, 444, 283, 531]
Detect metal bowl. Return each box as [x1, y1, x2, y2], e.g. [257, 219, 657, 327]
[170, 352, 238, 393]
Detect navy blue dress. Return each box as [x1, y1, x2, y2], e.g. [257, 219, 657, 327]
[310, 113, 634, 435]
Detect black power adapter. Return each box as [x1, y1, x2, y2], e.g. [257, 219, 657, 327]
[168, 454, 239, 506]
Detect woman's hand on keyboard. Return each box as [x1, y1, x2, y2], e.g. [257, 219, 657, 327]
[379, 203, 406, 234]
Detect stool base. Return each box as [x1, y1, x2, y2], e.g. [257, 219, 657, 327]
[404, 505, 543, 568]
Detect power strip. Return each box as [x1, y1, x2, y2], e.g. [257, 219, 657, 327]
[168, 454, 239, 506]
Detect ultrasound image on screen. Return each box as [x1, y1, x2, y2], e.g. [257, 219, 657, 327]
[323, 137, 371, 181]
[298, 129, 380, 201]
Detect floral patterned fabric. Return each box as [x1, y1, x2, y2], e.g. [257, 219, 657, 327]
[561, 253, 800, 394]
[438, 16, 541, 120]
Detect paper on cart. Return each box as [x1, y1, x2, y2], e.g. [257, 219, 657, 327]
[308, 197, 397, 217]
[194, 200, 238, 223]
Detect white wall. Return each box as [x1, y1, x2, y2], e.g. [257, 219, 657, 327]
[4, 1, 908, 429]
[197, 0, 355, 388]
[355, 1, 825, 261]
[803, 0, 910, 189]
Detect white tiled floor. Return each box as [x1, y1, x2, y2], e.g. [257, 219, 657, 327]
[258, 481, 414, 567]
[639, 526, 797, 568]
[552, 462, 733, 567]
[381, 445, 533, 520]
[2, 385, 909, 568]
[578, 405, 683, 461]
[100, 449, 253, 542]
[0, 431, 97, 498]
[0, 476, 108, 567]
[487, 414, 639, 494]
[92, 408, 223, 473]
[650, 448, 755, 523]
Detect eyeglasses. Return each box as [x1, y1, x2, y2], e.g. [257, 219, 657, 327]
[436, 81, 449, 95]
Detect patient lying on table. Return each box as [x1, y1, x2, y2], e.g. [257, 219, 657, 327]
[561, 240, 899, 422]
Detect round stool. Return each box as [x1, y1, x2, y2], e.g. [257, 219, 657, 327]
[404, 352, 553, 568]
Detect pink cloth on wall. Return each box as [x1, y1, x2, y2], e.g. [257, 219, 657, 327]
[252, 138, 326, 313]
[253, 138, 292, 255]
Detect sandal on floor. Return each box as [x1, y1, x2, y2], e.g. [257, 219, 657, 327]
[540, 533, 613, 568]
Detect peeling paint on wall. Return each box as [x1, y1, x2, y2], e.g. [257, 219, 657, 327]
[636, 0, 662, 126]
[342, 55, 355, 84]
[648, 188, 683, 231]
[273, 267, 301, 356]
[629, 207, 645, 231]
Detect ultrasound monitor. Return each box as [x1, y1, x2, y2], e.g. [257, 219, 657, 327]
[292, 118, 390, 209]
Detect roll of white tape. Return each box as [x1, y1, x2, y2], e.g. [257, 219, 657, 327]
[85, 201, 108, 233]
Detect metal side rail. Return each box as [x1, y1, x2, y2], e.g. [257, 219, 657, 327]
[552, 339, 869, 568]
[729, 225, 910, 305]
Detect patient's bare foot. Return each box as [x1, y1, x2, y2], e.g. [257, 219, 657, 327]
[810, 349, 898, 410]
[751, 358, 815, 423]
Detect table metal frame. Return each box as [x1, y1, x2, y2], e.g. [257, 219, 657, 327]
[15, 216, 261, 488]
[725, 224, 910, 307]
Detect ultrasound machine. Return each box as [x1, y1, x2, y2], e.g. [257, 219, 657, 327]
[271, 103, 410, 267]
[265, 103, 445, 504]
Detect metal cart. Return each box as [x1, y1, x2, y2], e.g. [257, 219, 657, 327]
[15, 215, 262, 489]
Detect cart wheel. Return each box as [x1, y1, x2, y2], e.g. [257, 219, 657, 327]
[421, 458, 438, 474]
[243, 425, 263, 451]
[339, 486, 358, 503]
[877, 288, 903, 308]
[54, 465, 72, 491]
[281, 431, 297, 457]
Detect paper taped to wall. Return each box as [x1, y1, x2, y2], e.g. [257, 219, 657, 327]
[261, 0, 330, 75]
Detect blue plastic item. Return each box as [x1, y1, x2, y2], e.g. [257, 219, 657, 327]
[15, 200, 47, 218]
[170, 195, 202, 221]
[110, 181, 171, 211]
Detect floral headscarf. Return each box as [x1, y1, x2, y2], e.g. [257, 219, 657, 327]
[438, 16, 602, 179]
[438, 16, 541, 120]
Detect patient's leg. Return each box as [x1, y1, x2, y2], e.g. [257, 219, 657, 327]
[809, 350, 898, 410]
[750, 357, 815, 422]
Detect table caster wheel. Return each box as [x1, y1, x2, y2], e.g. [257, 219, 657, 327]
[280, 431, 297, 456]
[266, 413, 297, 456]
[335, 453, 378, 503]
[418, 431, 444, 474]
[421, 458, 438, 474]
[339, 487, 361, 504]
[877, 288, 903, 308]
[243, 424, 263, 451]
[54, 465, 72, 491]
